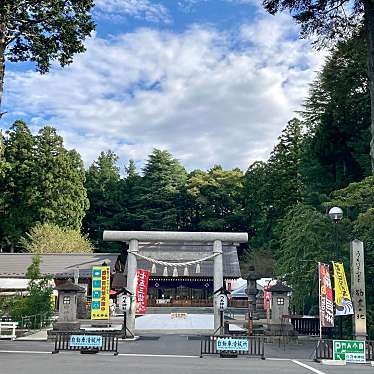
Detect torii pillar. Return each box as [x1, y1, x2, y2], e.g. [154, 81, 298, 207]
[103, 231, 248, 336]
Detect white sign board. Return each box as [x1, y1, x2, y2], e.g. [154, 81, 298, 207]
[118, 294, 130, 312]
[350, 240, 367, 340]
[216, 294, 228, 311]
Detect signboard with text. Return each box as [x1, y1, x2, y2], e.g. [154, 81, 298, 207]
[216, 337, 249, 352]
[69, 335, 103, 348]
[333, 340, 366, 363]
[350, 240, 367, 339]
[136, 269, 149, 315]
[319, 263, 334, 328]
[91, 266, 110, 320]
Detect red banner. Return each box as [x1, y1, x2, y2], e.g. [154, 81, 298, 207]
[319, 263, 334, 328]
[136, 269, 149, 315]
[264, 286, 272, 310]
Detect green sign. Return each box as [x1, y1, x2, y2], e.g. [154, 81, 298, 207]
[333, 340, 366, 363]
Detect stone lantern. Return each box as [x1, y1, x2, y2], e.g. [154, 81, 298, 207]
[54, 279, 85, 331]
[266, 281, 293, 334]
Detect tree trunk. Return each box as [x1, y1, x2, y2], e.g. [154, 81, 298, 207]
[0, 45, 4, 114]
[364, 0, 374, 172]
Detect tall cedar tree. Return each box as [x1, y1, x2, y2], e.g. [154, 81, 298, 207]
[140, 149, 187, 230]
[262, 0, 374, 170]
[302, 34, 371, 197]
[0, 1, 95, 113]
[83, 151, 121, 252]
[0, 122, 89, 251]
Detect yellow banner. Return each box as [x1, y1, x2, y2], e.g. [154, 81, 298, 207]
[332, 262, 353, 316]
[91, 266, 110, 320]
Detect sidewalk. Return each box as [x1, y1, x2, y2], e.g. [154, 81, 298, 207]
[16, 329, 48, 341]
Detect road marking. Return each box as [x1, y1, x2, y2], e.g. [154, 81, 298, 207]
[0, 350, 50, 354]
[118, 353, 199, 358]
[292, 360, 326, 374]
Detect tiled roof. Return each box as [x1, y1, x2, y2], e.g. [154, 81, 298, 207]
[0, 253, 119, 278]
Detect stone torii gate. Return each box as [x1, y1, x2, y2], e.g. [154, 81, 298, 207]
[103, 231, 248, 335]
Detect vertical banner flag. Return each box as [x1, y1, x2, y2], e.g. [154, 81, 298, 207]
[332, 262, 354, 316]
[136, 269, 149, 315]
[91, 266, 110, 320]
[264, 286, 272, 310]
[319, 263, 334, 327]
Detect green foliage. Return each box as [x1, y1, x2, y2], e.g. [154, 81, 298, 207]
[302, 35, 371, 196]
[327, 176, 374, 219]
[0, 0, 95, 108]
[276, 205, 336, 313]
[139, 149, 187, 230]
[83, 151, 121, 251]
[10, 255, 53, 324]
[0, 121, 89, 251]
[185, 166, 244, 231]
[20, 222, 94, 253]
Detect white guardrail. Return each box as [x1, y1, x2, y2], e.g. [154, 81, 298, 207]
[0, 322, 18, 340]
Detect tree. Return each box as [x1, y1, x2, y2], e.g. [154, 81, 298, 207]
[0, 122, 89, 251]
[185, 165, 245, 231]
[12, 254, 53, 325]
[0, 0, 95, 112]
[20, 222, 94, 253]
[302, 35, 371, 197]
[262, 0, 374, 170]
[0, 121, 36, 251]
[140, 149, 187, 230]
[33, 126, 89, 229]
[83, 151, 122, 252]
[276, 204, 337, 313]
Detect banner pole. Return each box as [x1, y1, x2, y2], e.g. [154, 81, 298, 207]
[318, 262, 322, 340]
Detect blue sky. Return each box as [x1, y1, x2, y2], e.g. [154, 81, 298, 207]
[2, 0, 325, 171]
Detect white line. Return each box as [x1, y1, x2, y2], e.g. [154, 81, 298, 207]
[292, 360, 326, 374]
[118, 353, 199, 358]
[0, 350, 51, 354]
[266, 358, 292, 361]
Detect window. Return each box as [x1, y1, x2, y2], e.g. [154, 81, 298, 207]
[277, 297, 284, 306]
[63, 296, 71, 304]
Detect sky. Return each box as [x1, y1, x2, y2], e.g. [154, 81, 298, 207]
[2, 0, 326, 172]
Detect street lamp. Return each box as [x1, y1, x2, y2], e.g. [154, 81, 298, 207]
[328, 206, 343, 339]
[328, 207, 343, 223]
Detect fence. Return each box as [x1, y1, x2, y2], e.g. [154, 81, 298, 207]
[53, 331, 119, 355]
[19, 312, 53, 330]
[314, 339, 374, 361]
[200, 335, 265, 359]
[285, 316, 333, 338]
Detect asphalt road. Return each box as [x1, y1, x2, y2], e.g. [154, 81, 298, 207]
[0, 352, 374, 374]
[0, 335, 318, 359]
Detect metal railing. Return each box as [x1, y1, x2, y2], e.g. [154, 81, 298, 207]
[19, 312, 53, 330]
[315, 339, 374, 361]
[53, 331, 119, 355]
[200, 335, 265, 359]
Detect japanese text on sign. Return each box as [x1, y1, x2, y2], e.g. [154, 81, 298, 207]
[319, 263, 334, 328]
[136, 269, 149, 315]
[91, 266, 110, 320]
[333, 340, 366, 364]
[69, 335, 103, 348]
[216, 338, 249, 352]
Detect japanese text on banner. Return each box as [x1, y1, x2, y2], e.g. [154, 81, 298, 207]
[319, 263, 334, 328]
[136, 269, 149, 315]
[91, 266, 110, 320]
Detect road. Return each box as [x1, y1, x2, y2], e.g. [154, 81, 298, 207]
[0, 352, 374, 374]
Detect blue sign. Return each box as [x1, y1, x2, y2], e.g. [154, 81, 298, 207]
[216, 337, 249, 352]
[69, 335, 103, 348]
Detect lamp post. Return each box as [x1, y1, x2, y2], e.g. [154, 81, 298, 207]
[328, 206, 343, 339]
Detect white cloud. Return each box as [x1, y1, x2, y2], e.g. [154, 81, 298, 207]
[94, 0, 171, 23]
[3, 13, 325, 171]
